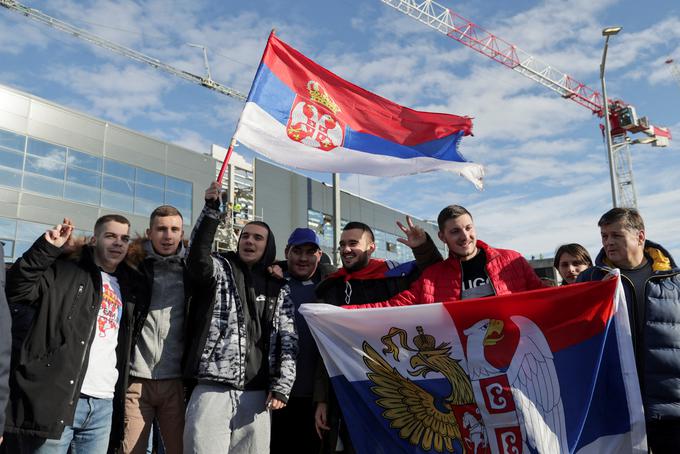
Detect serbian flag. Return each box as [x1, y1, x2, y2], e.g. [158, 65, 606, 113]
[233, 32, 484, 189]
[300, 277, 646, 454]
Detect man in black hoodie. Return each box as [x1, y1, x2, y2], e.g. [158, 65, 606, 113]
[184, 182, 297, 454]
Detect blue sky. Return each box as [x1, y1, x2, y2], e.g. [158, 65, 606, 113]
[1, 0, 679, 260]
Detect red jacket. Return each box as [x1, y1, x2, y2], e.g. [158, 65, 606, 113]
[350, 240, 543, 308]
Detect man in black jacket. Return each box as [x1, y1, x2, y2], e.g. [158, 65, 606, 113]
[270, 228, 336, 454]
[313, 219, 442, 453]
[4, 215, 143, 454]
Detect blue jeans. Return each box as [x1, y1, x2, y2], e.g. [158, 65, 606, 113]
[19, 395, 113, 454]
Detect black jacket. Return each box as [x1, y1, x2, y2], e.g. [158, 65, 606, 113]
[313, 235, 442, 453]
[4, 236, 145, 445]
[314, 234, 442, 307]
[0, 242, 10, 433]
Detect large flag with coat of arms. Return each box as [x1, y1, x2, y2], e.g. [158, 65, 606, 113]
[299, 277, 646, 454]
[232, 32, 484, 189]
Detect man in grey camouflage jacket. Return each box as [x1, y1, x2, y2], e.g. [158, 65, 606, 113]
[183, 181, 297, 454]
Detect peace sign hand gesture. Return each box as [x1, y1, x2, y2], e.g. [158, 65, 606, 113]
[44, 218, 74, 248]
[396, 215, 426, 249]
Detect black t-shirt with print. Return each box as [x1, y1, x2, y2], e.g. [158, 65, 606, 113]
[461, 249, 495, 299]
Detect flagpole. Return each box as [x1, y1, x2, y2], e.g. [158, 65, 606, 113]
[217, 138, 237, 184]
[333, 173, 341, 266]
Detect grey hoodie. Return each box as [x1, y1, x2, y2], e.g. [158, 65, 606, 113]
[130, 240, 187, 379]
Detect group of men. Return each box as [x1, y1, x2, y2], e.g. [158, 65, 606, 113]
[0, 180, 678, 454]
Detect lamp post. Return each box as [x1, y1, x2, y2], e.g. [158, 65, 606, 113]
[600, 26, 622, 208]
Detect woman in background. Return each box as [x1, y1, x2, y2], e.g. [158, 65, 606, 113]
[554, 243, 593, 284]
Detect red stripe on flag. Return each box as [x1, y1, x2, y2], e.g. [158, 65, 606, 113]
[444, 279, 617, 368]
[262, 34, 473, 145]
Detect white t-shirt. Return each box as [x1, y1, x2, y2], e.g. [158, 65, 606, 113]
[80, 272, 123, 399]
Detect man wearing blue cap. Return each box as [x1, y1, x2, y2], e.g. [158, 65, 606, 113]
[270, 228, 336, 454]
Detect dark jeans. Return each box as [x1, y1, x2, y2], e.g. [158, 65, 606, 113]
[270, 396, 320, 454]
[647, 419, 680, 454]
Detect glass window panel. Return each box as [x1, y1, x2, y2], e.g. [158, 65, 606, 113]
[65, 183, 100, 205]
[27, 138, 66, 162]
[23, 174, 64, 197]
[0, 149, 24, 169]
[25, 155, 65, 179]
[104, 159, 135, 180]
[0, 128, 25, 152]
[164, 191, 192, 217]
[68, 149, 102, 172]
[13, 240, 33, 260]
[166, 176, 192, 196]
[136, 168, 164, 188]
[0, 217, 16, 238]
[135, 183, 164, 215]
[2, 239, 14, 259]
[103, 176, 133, 195]
[0, 167, 22, 189]
[16, 220, 51, 242]
[374, 230, 386, 251]
[101, 191, 133, 213]
[66, 167, 101, 188]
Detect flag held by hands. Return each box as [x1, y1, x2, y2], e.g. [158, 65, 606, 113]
[300, 278, 646, 454]
[233, 32, 484, 189]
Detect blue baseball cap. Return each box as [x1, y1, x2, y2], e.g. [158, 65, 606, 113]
[287, 228, 321, 248]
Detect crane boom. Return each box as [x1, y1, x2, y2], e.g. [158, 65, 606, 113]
[381, 0, 673, 209]
[381, 0, 605, 115]
[0, 0, 247, 101]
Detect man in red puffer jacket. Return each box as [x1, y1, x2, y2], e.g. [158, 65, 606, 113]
[351, 205, 544, 308]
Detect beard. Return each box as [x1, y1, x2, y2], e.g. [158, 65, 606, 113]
[343, 249, 371, 272]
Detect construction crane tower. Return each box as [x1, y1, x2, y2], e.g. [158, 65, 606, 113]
[381, 0, 672, 208]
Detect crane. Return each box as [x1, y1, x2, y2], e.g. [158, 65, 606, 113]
[0, 0, 247, 101]
[0, 0, 249, 248]
[381, 0, 672, 208]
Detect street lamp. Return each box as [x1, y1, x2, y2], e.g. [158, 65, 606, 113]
[600, 26, 622, 207]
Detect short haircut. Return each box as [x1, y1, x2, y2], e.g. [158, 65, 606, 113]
[343, 221, 374, 242]
[597, 208, 645, 232]
[94, 214, 130, 235]
[149, 205, 183, 228]
[553, 243, 593, 269]
[437, 205, 472, 231]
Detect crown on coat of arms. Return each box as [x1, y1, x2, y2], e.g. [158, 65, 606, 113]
[307, 80, 340, 114]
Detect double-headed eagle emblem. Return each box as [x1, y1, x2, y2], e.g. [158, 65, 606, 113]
[363, 318, 568, 454]
[362, 326, 476, 453]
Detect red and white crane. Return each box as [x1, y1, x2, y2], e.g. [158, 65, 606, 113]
[381, 0, 672, 208]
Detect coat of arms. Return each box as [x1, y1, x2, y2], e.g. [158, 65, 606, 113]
[363, 317, 568, 453]
[287, 80, 344, 151]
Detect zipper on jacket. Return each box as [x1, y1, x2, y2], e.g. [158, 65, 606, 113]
[68, 281, 101, 407]
[66, 285, 85, 320]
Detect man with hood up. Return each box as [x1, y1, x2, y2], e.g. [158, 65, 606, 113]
[183, 182, 297, 454]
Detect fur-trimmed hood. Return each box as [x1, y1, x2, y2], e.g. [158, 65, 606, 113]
[125, 236, 189, 269]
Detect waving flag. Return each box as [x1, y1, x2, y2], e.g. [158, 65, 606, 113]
[300, 278, 646, 454]
[233, 33, 484, 189]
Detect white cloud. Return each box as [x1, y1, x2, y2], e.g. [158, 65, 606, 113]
[44, 63, 175, 123]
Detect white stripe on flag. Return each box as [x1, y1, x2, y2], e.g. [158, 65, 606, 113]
[234, 102, 485, 189]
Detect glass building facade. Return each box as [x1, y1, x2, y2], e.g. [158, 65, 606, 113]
[0, 127, 193, 225]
